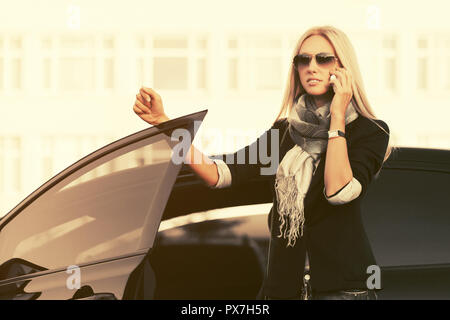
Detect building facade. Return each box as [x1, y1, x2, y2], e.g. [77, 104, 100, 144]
[1, 0, 449, 214]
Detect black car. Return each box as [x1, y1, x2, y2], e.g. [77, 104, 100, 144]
[155, 143, 450, 300]
[0, 110, 449, 299]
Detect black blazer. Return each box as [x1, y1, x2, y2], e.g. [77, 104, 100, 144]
[221, 115, 390, 298]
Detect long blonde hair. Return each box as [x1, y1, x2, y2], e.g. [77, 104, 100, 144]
[275, 25, 395, 163]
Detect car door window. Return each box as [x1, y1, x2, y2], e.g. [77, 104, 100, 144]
[0, 126, 189, 279]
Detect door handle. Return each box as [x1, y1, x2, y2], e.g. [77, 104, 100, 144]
[70, 285, 117, 300]
[78, 292, 117, 300]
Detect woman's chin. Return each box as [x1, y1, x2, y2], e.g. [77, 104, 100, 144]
[305, 87, 328, 96]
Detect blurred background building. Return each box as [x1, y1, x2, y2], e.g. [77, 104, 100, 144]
[1, 0, 449, 215]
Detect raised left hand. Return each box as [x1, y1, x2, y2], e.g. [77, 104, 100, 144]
[329, 67, 353, 118]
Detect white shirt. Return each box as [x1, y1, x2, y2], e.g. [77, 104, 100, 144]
[210, 157, 362, 205]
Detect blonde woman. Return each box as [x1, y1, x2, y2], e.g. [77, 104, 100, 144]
[133, 25, 393, 300]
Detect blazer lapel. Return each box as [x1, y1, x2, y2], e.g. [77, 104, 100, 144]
[303, 156, 325, 208]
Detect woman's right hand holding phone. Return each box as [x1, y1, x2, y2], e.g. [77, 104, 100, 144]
[133, 87, 170, 125]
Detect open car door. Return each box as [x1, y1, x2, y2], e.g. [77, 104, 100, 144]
[0, 110, 207, 299]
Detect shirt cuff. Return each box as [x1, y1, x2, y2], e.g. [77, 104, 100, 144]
[323, 177, 362, 205]
[210, 159, 232, 189]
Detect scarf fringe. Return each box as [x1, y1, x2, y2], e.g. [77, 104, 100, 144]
[274, 175, 305, 248]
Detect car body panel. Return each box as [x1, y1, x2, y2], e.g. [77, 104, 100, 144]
[0, 252, 146, 299]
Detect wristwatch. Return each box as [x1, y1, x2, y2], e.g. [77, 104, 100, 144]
[328, 129, 346, 139]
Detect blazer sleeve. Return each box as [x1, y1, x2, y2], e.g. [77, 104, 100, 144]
[323, 177, 362, 205]
[347, 119, 390, 200]
[209, 118, 285, 188]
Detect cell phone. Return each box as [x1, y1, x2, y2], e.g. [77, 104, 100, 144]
[329, 74, 336, 92]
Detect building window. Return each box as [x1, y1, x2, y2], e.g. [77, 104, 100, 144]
[59, 36, 95, 91]
[136, 35, 209, 92]
[417, 36, 429, 90]
[0, 57, 4, 90]
[446, 39, 450, 90]
[60, 57, 95, 91]
[104, 58, 114, 89]
[226, 35, 283, 92]
[11, 138, 21, 192]
[0, 137, 22, 193]
[42, 58, 51, 89]
[381, 34, 397, 92]
[0, 138, 3, 193]
[11, 58, 21, 90]
[228, 57, 238, 90]
[102, 37, 115, 90]
[136, 57, 145, 86]
[41, 137, 54, 181]
[197, 57, 207, 90]
[153, 36, 190, 90]
[10, 37, 22, 90]
[41, 38, 53, 90]
[417, 57, 428, 90]
[447, 55, 450, 90]
[415, 34, 450, 92]
[154, 37, 187, 49]
[435, 34, 450, 91]
[0, 36, 24, 92]
[40, 35, 116, 92]
[254, 57, 282, 90]
[153, 57, 188, 90]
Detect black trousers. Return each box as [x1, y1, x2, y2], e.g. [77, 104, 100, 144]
[311, 289, 378, 300]
[261, 249, 378, 300]
[264, 289, 378, 300]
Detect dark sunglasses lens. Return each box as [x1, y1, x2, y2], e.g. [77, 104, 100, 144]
[295, 55, 311, 67]
[316, 55, 335, 65]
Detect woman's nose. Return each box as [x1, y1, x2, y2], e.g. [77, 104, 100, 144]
[308, 56, 320, 70]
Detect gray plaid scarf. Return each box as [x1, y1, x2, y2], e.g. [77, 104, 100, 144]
[274, 93, 359, 247]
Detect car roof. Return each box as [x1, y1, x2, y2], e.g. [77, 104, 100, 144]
[384, 146, 450, 172]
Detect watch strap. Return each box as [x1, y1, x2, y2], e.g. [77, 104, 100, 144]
[328, 129, 346, 139]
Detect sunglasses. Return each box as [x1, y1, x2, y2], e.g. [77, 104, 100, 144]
[293, 53, 337, 68]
